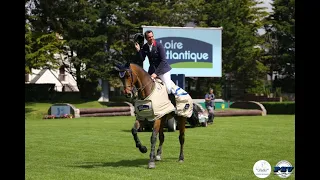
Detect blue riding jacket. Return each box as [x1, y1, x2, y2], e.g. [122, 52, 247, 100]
[136, 41, 172, 76]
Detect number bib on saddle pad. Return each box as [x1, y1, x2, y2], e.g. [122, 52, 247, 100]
[134, 100, 154, 118]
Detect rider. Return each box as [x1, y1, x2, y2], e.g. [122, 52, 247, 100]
[134, 30, 174, 96]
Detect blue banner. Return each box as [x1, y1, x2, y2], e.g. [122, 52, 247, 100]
[142, 26, 222, 77]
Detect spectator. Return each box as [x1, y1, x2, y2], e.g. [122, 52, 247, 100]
[204, 88, 215, 123]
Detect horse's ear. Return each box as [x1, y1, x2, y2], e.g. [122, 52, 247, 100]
[113, 62, 123, 71]
[113, 66, 120, 71]
[125, 62, 130, 68]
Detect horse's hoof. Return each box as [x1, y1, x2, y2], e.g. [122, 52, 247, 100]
[178, 160, 184, 163]
[139, 146, 147, 153]
[155, 155, 161, 161]
[148, 162, 156, 169]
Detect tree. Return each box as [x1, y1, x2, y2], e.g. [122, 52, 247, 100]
[194, 0, 269, 97]
[25, 0, 65, 74]
[99, 0, 199, 65]
[28, 0, 115, 98]
[262, 0, 295, 92]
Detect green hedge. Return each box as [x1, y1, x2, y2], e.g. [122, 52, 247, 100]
[261, 102, 295, 114]
[25, 83, 56, 101]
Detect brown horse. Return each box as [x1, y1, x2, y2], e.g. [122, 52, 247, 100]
[115, 62, 190, 169]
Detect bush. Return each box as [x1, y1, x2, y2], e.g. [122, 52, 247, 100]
[25, 83, 55, 101]
[261, 102, 295, 114]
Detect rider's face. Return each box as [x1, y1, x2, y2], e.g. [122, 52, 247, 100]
[145, 32, 154, 45]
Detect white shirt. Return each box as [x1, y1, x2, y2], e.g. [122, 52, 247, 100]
[148, 42, 153, 52]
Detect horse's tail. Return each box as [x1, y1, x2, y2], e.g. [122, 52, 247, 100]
[131, 126, 147, 153]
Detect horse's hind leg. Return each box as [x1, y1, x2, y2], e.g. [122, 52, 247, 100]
[177, 116, 186, 162]
[132, 120, 147, 153]
[156, 118, 166, 161]
[148, 119, 161, 169]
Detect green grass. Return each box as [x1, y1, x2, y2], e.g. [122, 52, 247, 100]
[26, 103, 295, 180]
[171, 62, 212, 68]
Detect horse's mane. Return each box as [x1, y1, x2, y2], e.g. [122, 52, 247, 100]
[130, 63, 150, 78]
[129, 63, 155, 98]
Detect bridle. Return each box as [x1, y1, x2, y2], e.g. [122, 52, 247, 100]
[119, 67, 154, 99]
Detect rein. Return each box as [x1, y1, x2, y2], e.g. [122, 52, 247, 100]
[133, 70, 154, 98]
[123, 67, 155, 99]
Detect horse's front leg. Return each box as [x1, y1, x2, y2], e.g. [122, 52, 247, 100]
[132, 120, 147, 153]
[156, 117, 166, 161]
[148, 119, 161, 169]
[177, 116, 186, 162]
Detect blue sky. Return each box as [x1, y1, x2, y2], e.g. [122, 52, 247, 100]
[257, 0, 273, 34]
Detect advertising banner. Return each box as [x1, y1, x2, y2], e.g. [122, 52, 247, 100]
[142, 26, 222, 77]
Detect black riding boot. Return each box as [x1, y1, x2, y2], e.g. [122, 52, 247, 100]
[168, 93, 176, 107]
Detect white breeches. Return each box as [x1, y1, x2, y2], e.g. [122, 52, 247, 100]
[158, 71, 172, 94]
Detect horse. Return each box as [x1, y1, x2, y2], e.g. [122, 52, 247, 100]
[114, 62, 193, 169]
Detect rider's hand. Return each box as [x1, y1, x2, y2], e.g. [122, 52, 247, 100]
[135, 42, 140, 52]
[151, 73, 157, 79]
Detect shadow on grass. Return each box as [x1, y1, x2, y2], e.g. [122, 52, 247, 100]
[120, 125, 196, 133]
[73, 159, 148, 168]
[25, 107, 35, 114]
[25, 102, 36, 106]
[122, 129, 136, 133]
[73, 157, 179, 169]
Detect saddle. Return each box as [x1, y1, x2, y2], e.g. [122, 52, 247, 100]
[134, 79, 175, 121]
[154, 78, 176, 106]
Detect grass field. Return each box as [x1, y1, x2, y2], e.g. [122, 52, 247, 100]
[25, 102, 295, 180]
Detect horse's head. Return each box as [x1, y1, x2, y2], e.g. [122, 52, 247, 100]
[114, 62, 154, 99]
[114, 63, 138, 98]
